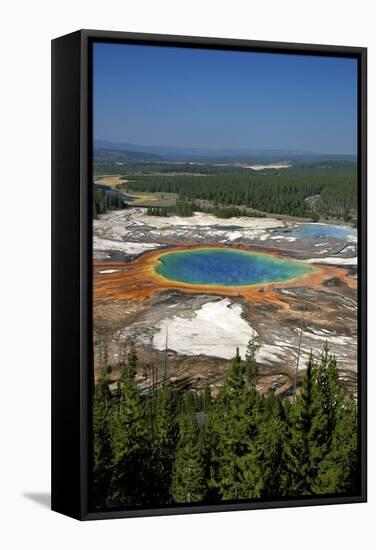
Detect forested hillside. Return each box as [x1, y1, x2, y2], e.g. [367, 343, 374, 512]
[124, 164, 357, 221]
[92, 342, 359, 509]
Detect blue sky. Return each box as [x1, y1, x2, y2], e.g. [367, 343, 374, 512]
[93, 42, 357, 154]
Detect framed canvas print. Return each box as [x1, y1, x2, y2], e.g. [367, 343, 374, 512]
[51, 30, 367, 520]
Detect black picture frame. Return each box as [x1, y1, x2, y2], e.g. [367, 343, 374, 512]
[51, 29, 367, 520]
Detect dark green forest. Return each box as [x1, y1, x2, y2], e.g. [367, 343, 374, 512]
[93, 185, 124, 218]
[146, 200, 265, 219]
[92, 341, 359, 509]
[124, 167, 357, 221]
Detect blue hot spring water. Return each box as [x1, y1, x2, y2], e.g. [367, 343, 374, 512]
[155, 248, 315, 287]
[290, 223, 357, 241]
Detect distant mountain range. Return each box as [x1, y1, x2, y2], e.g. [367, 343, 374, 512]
[94, 148, 163, 163]
[94, 140, 356, 163]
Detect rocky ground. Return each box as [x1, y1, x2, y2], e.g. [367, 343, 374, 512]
[93, 207, 358, 395]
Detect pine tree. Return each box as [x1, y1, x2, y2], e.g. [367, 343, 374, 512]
[253, 394, 291, 497]
[171, 412, 206, 503]
[289, 351, 335, 495]
[291, 353, 321, 494]
[277, 398, 302, 495]
[309, 343, 352, 494]
[152, 386, 179, 504]
[245, 334, 260, 388]
[222, 347, 246, 398]
[127, 339, 138, 376]
[200, 406, 218, 502]
[210, 349, 261, 500]
[201, 386, 212, 411]
[92, 371, 114, 507]
[317, 343, 342, 435]
[110, 366, 149, 506]
[181, 390, 196, 414]
[315, 397, 359, 494]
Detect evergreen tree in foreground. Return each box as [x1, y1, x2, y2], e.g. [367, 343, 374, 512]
[253, 394, 292, 497]
[287, 345, 358, 496]
[152, 385, 179, 504]
[210, 349, 262, 500]
[315, 397, 358, 494]
[288, 353, 325, 495]
[127, 339, 138, 376]
[91, 341, 359, 508]
[110, 366, 149, 506]
[92, 370, 114, 507]
[245, 334, 260, 388]
[171, 412, 206, 503]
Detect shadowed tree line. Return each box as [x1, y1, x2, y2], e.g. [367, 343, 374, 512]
[146, 198, 265, 219]
[93, 185, 125, 218]
[92, 339, 359, 509]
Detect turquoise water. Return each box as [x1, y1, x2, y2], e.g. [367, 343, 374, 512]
[155, 248, 314, 287]
[290, 223, 357, 241]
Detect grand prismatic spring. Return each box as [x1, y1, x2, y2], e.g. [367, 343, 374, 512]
[154, 247, 316, 287]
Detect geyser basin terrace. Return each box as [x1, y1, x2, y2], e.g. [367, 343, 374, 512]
[155, 247, 316, 287]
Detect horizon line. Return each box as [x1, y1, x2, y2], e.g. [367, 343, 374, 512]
[93, 138, 356, 156]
